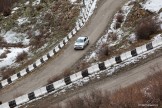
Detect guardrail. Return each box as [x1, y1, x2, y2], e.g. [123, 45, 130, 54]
[1, 36, 162, 108]
[0, 0, 97, 89]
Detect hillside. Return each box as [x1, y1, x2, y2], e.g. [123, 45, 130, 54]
[0, 0, 80, 80]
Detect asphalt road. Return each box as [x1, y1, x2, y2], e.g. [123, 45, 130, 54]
[0, 0, 128, 103]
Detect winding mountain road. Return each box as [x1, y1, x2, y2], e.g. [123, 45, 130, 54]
[0, 0, 128, 103]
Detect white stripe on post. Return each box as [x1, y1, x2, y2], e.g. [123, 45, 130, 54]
[34, 88, 43, 97]
[141, 44, 147, 52]
[63, 37, 68, 43]
[55, 46, 60, 53]
[152, 40, 158, 48]
[53, 79, 66, 89]
[49, 50, 54, 57]
[59, 41, 64, 48]
[42, 55, 48, 62]
[0, 102, 10, 108]
[10, 74, 18, 82]
[21, 94, 29, 103]
[15, 96, 23, 106]
[125, 51, 132, 59]
[28, 64, 34, 72]
[70, 72, 83, 82]
[1, 79, 8, 87]
[120, 53, 127, 61]
[68, 32, 72, 39]
[136, 46, 143, 54]
[20, 69, 27, 76]
[104, 60, 112, 68]
[35, 59, 42, 67]
[40, 86, 48, 95]
[109, 58, 116, 65]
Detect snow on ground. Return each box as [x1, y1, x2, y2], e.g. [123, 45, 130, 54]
[142, 0, 162, 13]
[25, 1, 30, 5]
[32, 0, 41, 6]
[2, 30, 29, 45]
[17, 17, 30, 26]
[0, 47, 29, 68]
[0, 30, 30, 68]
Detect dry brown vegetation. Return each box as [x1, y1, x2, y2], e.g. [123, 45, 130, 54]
[56, 70, 162, 108]
[0, 0, 11, 16]
[135, 17, 160, 40]
[16, 51, 28, 62]
[97, 43, 110, 60]
[0, 50, 10, 58]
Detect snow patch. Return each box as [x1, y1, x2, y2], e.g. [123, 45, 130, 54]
[2, 30, 29, 45]
[142, 0, 162, 13]
[17, 17, 30, 26]
[32, 0, 40, 6]
[0, 47, 29, 68]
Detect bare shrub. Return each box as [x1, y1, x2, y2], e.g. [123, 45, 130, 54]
[30, 34, 46, 49]
[98, 44, 110, 60]
[0, 52, 7, 58]
[135, 17, 160, 40]
[2, 68, 15, 79]
[3, 6, 11, 16]
[115, 22, 121, 29]
[118, 9, 123, 14]
[0, 50, 10, 58]
[16, 51, 28, 62]
[116, 14, 124, 23]
[0, 101, 2, 105]
[111, 33, 118, 41]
